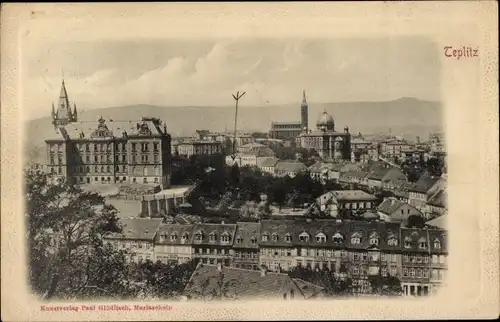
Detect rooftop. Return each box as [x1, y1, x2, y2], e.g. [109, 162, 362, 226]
[275, 161, 307, 173]
[331, 190, 377, 201]
[184, 264, 304, 300]
[106, 218, 163, 241]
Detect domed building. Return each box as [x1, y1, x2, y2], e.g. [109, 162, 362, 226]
[296, 109, 352, 161]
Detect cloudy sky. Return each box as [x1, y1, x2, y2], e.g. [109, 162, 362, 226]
[21, 37, 440, 121]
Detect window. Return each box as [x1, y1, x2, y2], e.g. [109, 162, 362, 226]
[381, 253, 386, 261]
[262, 233, 269, 242]
[122, 155, 126, 162]
[195, 232, 203, 241]
[439, 255, 445, 264]
[209, 232, 217, 242]
[403, 268, 408, 277]
[316, 233, 326, 243]
[333, 233, 344, 244]
[434, 239, 441, 249]
[132, 143, 136, 152]
[423, 269, 429, 278]
[85, 144, 90, 151]
[272, 233, 279, 242]
[284, 233, 292, 242]
[388, 237, 398, 246]
[370, 237, 379, 245]
[352, 266, 359, 275]
[417, 269, 422, 278]
[409, 268, 415, 278]
[418, 238, 428, 249]
[404, 237, 412, 248]
[250, 237, 257, 245]
[351, 237, 361, 244]
[299, 232, 309, 242]
[221, 233, 231, 243]
[381, 266, 388, 276]
[94, 155, 98, 162]
[170, 234, 177, 241]
[154, 143, 159, 152]
[390, 266, 397, 276]
[353, 253, 360, 261]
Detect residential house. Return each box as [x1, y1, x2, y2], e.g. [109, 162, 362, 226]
[407, 174, 441, 215]
[258, 157, 279, 175]
[154, 224, 193, 265]
[426, 189, 447, 218]
[400, 228, 432, 296]
[428, 229, 448, 295]
[191, 223, 237, 267]
[338, 171, 369, 185]
[232, 222, 261, 270]
[293, 219, 350, 274]
[346, 221, 402, 294]
[377, 197, 424, 226]
[259, 220, 298, 272]
[274, 161, 307, 178]
[330, 190, 378, 213]
[308, 161, 342, 183]
[104, 218, 163, 263]
[183, 263, 316, 300]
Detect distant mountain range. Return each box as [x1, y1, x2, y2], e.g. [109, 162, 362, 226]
[25, 97, 443, 164]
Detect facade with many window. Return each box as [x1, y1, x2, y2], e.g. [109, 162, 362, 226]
[154, 224, 193, 265]
[191, 223, 237, 267]
[45, 116, 172, 188]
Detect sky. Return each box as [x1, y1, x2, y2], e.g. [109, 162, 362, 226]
[21, 37, 440, 121]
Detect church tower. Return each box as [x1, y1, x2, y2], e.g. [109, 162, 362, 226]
[300, 89, 308, 132]
[52, 78, 78, 128]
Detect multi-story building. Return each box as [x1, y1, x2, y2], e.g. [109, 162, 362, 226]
[45, 112, 173, 188]
[407, 174, 441, 214]
[269, 122, 303, 140]
[428, 229, 448, 295]
[175, 140, 224, 158]
[293, 219, 350, 274]
[259, 220, 298, 272]
[154, 224, 194, 265]
[257, 157, 279, 175]
[232, 222, 261, 270]
[400, 228, 434, 296]
[377, 197, 424, 226]
[274, 161, 307, 178]
[104, 218, 163, 263]
[191, 223, 237, 267]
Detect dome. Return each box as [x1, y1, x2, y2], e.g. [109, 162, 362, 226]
[316, 110, 335, 131]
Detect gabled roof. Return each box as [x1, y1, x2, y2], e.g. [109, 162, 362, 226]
[258, 157, 279, 168]
[292, 278, 325, 299]
[106, 218, 163, 241]
[260, 220, 295, 247]
[426, 216, 447, 231]
[427, 190, 447, 208]
[340, 171, 368, 179]
[346, 221, 402, 251]
[427, 229, 448, 254]
[408, 174, 440, 193]
[233, 222, 261, 249]
[192, 223, 237, 246]
[292, 219, 349, 248]
[400, 228, 430, 253]
[184, 264, 302, 300]
[275, 161, 307, 173]
[330, 190, 377, 201]
[156, 224, 193, 245]
[308, 161, 338, 173]
[377, 197, 408, 215]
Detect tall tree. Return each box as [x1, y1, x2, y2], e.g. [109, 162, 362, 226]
[25, 165, 125, 300]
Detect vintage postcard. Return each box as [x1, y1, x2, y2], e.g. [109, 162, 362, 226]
[1, 2, 498, 321]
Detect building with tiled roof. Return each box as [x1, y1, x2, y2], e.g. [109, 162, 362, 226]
[257, 157, 279, 175]
[426, 189, 447, 217]
[377, 197, 424, 226]
[183, 263, 312, 300]
[338, 171, 369, 185]
[399, 227, 447, 296]
[408, 174, 442, 213]
[45, 108, 173, 188]
[232, 222, 261, 270]
[155, 224, 194, 265]
[259, 220, 297, 272]
[191, 223, 237, 267]
[104, 218, 163, 263]
[274, 161, 307, 178]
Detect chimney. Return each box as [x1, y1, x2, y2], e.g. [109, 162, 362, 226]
[221, 221, 225, 224]
[217, 263, 223, 271]
[260, 265, 267, 277]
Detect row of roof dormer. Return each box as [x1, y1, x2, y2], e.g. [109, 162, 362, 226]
[105, 218, 447, 254]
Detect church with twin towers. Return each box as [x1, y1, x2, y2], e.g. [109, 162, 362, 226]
[269, 90, 352, 161]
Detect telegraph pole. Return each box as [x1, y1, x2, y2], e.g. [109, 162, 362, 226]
[231, 91, 246, 159]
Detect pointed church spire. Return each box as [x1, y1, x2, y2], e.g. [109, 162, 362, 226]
[302, 89, 307, 105]
[51, 102, 55, 117]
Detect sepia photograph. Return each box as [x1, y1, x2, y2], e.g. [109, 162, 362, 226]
[1, 2, 498, 321]
[24, 35, 447, 302]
